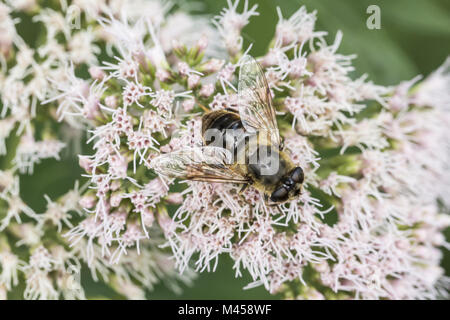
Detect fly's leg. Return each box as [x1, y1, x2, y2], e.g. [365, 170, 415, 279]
[225, 107, 239, 114]
[262, 195, 283, 215]
[279, 137, 285, 151]
[238, 183, 249, 196]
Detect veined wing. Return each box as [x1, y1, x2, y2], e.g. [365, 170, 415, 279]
[150, 146, 250, 184]
[238, 55, 281, 147]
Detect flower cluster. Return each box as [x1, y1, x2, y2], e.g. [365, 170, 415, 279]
[0, 0, 449, 300]
[0, 0, 197, 299]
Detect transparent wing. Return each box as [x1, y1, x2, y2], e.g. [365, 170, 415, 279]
[238, 55, 281, 147]
[150, 146, 249, 183]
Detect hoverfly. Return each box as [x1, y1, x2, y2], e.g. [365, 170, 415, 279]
[151, 55, 304, 204]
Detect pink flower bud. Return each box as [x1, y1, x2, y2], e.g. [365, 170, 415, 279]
[414, 229, 427, 242]
[160, 144, 172, 153]
[82, 96, 100, 120]
[156, 68, 171, 82]
[78, 155, 93, 173]
[157, 213, 175, 235]
[260, 51, 278, 67]
[105, 95, 118, 108]
[132, 49, 146, 69]
[201, 59, 225, 73]
[171, 39, 183, 52]
[432, 233, 445, 246]
[178, 62, 190, 77]
[88, 66, 105, 80]
[110, 180, 121, 191]
[199, 83, 214, 97]
[79, 195, 96, 209]
[142, 208, 155, 227]
[0, 34, 13, 59]
[110, 192, 122, 207]
[315, 261, 330, 273]
[182, 99, 195, 112]
[78, 81, 90, 98]
[166, 123, 177, 136]
[9, 0, 36, 11]
[109, 154, 128, 178]
[167, 192, 184, 204]
[188, 74, 200, 89]
[196, 34, 208, 52]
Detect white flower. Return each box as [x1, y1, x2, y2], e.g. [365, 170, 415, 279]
[14, 0, 447, 300]
[275, 6, 326, 46]
[23, 270, 58, 300]
[0, 251, 23, 290]
[0, 117, 16, 155]
[213, 0, 258, 56]
[14, 135, 65, 174]
[68, 30, 100, 65]
[0, 194, 38, 232]
[38, 195, 74, 232]
[0, 3, 18, 57]
[412, 57, 450, 109]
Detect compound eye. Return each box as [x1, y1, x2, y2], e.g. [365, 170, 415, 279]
[290, 167, 304, 184]
[270, 186, 289, 203]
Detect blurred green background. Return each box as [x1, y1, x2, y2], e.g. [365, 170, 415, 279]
[18, 0, 450, 299]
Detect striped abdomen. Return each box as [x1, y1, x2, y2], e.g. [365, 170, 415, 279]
[202, 110, 245, 156]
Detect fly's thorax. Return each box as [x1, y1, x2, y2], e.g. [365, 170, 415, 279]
[245, 149, 300, 202]
[246, 146, 293, 186]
